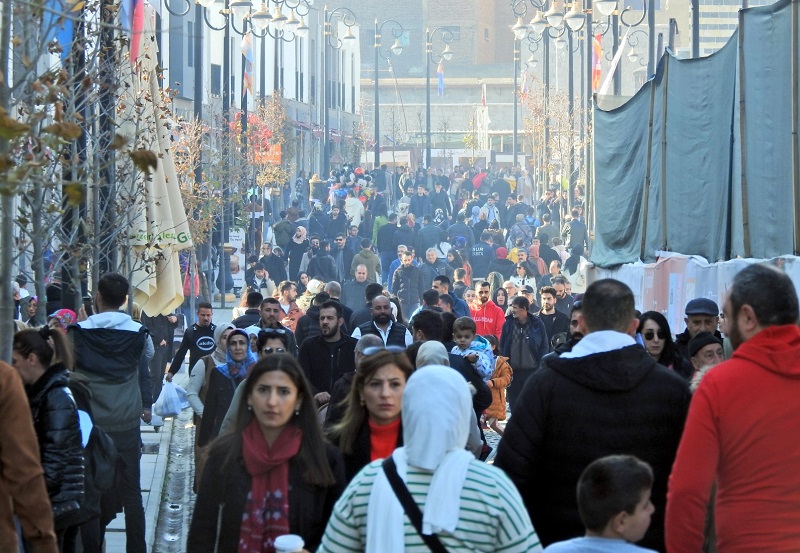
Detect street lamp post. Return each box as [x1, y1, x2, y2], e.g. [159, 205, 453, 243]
[373, 19, 404, 171]
[322, 6, 358, 177]
[425, 27, 454, 168]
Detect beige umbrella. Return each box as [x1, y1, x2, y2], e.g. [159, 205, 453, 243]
[121, 4, 193, 315]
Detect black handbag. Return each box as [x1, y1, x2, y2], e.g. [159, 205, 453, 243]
[382, 457, 449, 553]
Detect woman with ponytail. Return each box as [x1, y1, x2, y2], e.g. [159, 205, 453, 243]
[12, 326, 85, 551]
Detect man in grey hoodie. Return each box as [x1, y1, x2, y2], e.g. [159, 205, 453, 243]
[69, 272, 150, 553]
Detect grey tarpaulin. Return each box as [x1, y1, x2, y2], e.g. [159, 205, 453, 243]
[592, 0, 795, 267]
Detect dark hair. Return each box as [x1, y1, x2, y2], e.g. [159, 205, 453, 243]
[365, 283, 385, 303]
[540, 286, 557, 299]
[453, 316, 476, 334]
[360, 239, 372, 249]
[493, 287, 508, 306]
[261, 297, 281, 308]
[319, 299, 342, 319]
[248, 255, 259, 264]
[480, 231, 492, 242]
[441, 311, 457, 341]
[478, 280, 491, 289]
[197, 301, 213, 311]
[433, 275, 451, 289]
[312, 292, 332, 307]
[577, 455, 654, 533]
[253, 263, 265, 271]
[454, 268, 467, 280]
[511, 295, 531, 311]
[404, 341, 422, 368]
[485, 334, 499, 350]
[582, 279, 636, 333]
[728, 264, 799, 327]
[438, 294, 454, 308]
[330, 350, 413, 455]
[411, 309, 443, 341]
[447, 249, 465, 270]
[422, 289, 439, 307]
[14, 327, 74, 370]
[246, 291, 264, 308]
[256, 329, 289, 350]
[637, 311, 682, 367]
[320, 240, 331, 249]
[97, 272, 129, 309]
[217, 354, 335, 487]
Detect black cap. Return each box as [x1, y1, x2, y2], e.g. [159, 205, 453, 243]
[685, 298, 719, 316]
[521, 285, 535, 294]
[688, 332, 723, 358]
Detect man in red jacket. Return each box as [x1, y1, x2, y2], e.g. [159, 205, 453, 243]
[470, 281, 505, 340]
[666, 263, 800, 553]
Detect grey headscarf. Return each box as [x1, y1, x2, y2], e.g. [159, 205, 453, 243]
[416, 341, 450, 369]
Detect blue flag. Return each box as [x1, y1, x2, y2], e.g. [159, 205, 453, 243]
[437, 63, 444, 96]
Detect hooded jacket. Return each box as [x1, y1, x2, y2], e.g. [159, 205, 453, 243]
[351, 249, 381, 281]
[391, 264, 425, 308]
[69, 312, 149, 432]
[470, 300, 506, 340]
[666, 324, 800, 553]
[298, 334, 358, 395]
[495, 342, 690, 551]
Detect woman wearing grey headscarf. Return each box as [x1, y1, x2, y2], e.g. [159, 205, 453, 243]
[318, 365, 541, 553]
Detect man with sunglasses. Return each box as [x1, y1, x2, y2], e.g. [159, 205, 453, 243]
[298, 300, 358, 407]
[496, 279, 690, 551]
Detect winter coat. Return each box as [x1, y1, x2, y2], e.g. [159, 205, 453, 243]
[286, 239, 310, 280]
[307, 253, 337, 282]
[298, 335, 358, 395]
[486, 355, 513, 420]
[327, 214, 349, 238]
[295, 304, 322, 348]
[393, 226, 417, 251]
[494, 344, 690, 551]
[391, 265, 425, 308]
[499, 314, 549, 372]
[418, 260, 454, 290]
[416, 224, 441, 254]
[334, 419, 404, 483]
[408, 194, 431, 218]
[26, 364, 85, 529]
[188, 435, 346, 553]
[487, 258, 516, 280]
[197, 367, 246, 447]
[376, 222, 398, 254]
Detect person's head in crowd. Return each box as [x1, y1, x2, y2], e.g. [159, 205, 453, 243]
[260, 297, 284, 328]
[452, 317, 477, 352]
[548, 260, 562, 277]
[495, 247, 508, 260]
[637, 311, 681, 367]
[453, 268, 467, 283]
[503, 281, 518, 299]
[246, 291, 264, 309]
[396, 245, 408, 259]
[319, 300, 344, 341]
[411, 309, 444, 342]
[248, 255, 259, 266]
[688, 332, 724, 373]
[520, 285, 536, 304]
[481, 232, 493, 244]
[552, 275, 569, 298]
[463, 288, 477, 306]
[13, 326, 74, 381]
[279, 281, 298, 303]
[432, 275, 452, 295]
[421, 289, 439, 308]
[570, 300, 584, 341]
[360, 239, 372, 252]
[517, 249, 529, 263]
[309, 235, 321, 250]
[516, 262, 534, 279]
[440, 311, 457, 343]
[683, 297, 720, 339]
[324, 281, 341, 299]
[510, 295, 531, 322]
[96, 272, 130, 311]
[253, 263, 267, 281]
[416, 341, 449, 369]
[493, 287, 508, 308]
[331, 350, 413, 455]
[364, 282, 385, 305]
[484, 334, 499, 355]
[579, 279, 637, 336]
[370, 295, 394, 326]
[256, 328, 289, 357]
[540, 286, 557, 314]
[334, 233, 347, 249]
[26, 296, 39, 320]
[401, 251, 414, 267]
[476, 281, 492, 305]
[349, 225, 359, 237]
[425, 248, 438, 265]
[438, 294, 454, 313]
[576, 455, 655, 545]
[724, 263, 799, 349]
[354, 334, 384, 368]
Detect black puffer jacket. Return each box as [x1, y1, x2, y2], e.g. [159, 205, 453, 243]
[494, 344, 691, 552]
[26, 364, 85, 524]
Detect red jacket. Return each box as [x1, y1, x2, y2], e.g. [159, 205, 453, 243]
[666, 325, 800, 553]
[470, 301, 505, 340]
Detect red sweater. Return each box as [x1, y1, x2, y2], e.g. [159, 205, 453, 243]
[665, 325, 800, 553]
[470, 301, 505, 340]
[369, 417, 401, 462]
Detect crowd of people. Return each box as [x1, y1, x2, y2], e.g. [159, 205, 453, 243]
[3, 162, 800, 553]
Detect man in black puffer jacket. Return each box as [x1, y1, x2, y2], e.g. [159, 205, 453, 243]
[495, 279, 691, 553]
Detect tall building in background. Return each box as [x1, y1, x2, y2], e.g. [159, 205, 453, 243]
[695, 0, 773, 55]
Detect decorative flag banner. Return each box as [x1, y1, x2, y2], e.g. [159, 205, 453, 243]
[598, 26, 629, 96]
[129, 0, 145, 64]
[592, 34, 603, 92]
[481, 83, 487, 107]
[437, 62, 444, 96]
[520, 69, 528, 100]
[44, 0, 79, 60]
[241, 32, 254, 99]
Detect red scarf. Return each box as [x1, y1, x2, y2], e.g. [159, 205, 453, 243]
[238, 420, 302, 553]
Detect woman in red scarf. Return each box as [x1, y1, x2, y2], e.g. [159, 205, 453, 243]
[188, 354, 346, 553]
[328, 350, 413, 482]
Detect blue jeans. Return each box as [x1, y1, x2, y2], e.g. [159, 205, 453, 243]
[380, 252, 394, 285]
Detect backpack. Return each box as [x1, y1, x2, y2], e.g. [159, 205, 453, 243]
[66, 383, 119, 494]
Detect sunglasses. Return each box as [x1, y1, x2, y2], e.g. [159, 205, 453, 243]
[361, 345, 406, 356]
[643, 329, 667, 341]
[259, 328, 287, 336]
[261, 347, 286, 354]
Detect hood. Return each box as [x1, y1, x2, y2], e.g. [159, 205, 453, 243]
[545, 345, 658, 392]
[69, 325, 148, 381]
[730, 324, 800, 377]
[79, 311, 142, 331]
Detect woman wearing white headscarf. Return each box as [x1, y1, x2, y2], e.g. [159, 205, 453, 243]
[318, 365, 541, 553]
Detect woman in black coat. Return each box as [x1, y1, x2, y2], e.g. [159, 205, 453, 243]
[188, 354, 346, 552]
[13, 327, 85, 551]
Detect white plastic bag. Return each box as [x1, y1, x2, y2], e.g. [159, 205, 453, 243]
[153, 382, 183, 417]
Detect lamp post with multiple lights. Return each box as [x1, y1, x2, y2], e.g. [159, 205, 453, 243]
[373, 19, 404, 171]
[425, 27, 454, 168]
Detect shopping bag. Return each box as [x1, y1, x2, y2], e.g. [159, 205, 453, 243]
[175, 384, 190, 410]
[153, 381, 182, 417]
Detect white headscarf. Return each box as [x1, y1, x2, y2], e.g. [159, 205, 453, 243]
[366, 365, 474, 552]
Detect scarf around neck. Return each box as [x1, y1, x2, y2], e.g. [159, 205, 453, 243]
[239, 421, 303, 553]
[216, 347, 257, 382]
